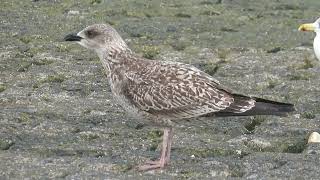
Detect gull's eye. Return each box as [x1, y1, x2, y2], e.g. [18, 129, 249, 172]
[85, 29, 99, 38]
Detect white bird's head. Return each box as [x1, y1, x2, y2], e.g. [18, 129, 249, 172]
[298, 18, 320, 33]
[64, 24, 129, 54]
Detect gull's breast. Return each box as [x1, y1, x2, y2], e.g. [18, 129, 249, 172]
[313, 34, 320, 61]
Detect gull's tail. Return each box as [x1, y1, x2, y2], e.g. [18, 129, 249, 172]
[214, 94, 295, 117]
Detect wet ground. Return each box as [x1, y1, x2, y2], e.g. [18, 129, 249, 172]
[1, 0, 320, 179]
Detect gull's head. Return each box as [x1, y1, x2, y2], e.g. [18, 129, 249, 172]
[64, 24, 128, 52]
[298, 18, 320, 33]
[299, 18, 320, 61]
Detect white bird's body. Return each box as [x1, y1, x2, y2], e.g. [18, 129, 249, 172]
[299, 18, 320, 61]
[313, 32, 320, 60]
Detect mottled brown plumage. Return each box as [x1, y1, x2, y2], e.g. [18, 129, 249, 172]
[64, 24, 295, 171]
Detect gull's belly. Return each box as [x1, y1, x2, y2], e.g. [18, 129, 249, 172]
[109, 79, 173, 127]
[109, 80, 152, 120]
[109, 80, 140, 116]
[313, 35, 320, 61]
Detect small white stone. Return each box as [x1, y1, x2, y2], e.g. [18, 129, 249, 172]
[68, 10, 80, 16]
[190, 154, 195, 158]
[90, 110, 107, 116]
[293, 114, 300, 118]
[236, 150, 241, 155]
[238, 15, 250, 22]
[308, 132, 320, 144]
[249, 138, 272, 149]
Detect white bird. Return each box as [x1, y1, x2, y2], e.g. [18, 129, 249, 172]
[299, 18, 320, 60]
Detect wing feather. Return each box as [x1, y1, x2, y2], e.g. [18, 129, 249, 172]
[123, 61, 236, 119]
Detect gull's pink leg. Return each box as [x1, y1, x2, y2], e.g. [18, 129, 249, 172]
[138, 127, 173, 171]
[165, 128, 173, 164]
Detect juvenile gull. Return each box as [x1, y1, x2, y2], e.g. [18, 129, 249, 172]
[299, 18, 320, 60]
[64, 24, 295, 171]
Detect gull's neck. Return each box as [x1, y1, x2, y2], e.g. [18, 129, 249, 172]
[96, 43, 133, 72]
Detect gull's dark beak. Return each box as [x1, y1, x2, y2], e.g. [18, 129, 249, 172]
[64, 33, 83, 41]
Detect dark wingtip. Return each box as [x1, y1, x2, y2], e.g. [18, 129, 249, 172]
[64, 33, 82, 41]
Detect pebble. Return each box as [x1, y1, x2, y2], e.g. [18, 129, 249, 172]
[308, 132, 320, 144]
[68, 10, 80, 16]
